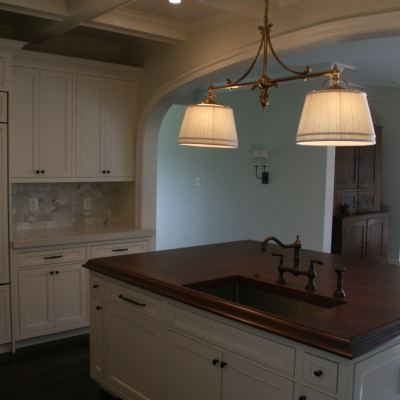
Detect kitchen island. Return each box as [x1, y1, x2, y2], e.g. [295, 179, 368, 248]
[84, 240, 400, 400]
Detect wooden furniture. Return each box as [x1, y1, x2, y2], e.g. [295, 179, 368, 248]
[332, 213, 388, 262]
[85, 241, 400, 400]
[333, 126, 381, 216]
[332, 126, 388, 262]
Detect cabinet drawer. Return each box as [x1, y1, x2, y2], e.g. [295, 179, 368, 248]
[90, 240, 149, 258]
[300, 385, 336, 400]
[106, 280, 164, 323]
[17, 246, 87, 267]
[168, 304, 295, 376]
[89, 272, 104, 300]
[303, 353, 338, 393]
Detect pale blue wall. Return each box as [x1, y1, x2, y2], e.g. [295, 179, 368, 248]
[156, 78, 332, 252]
[369, 95, 400, 263]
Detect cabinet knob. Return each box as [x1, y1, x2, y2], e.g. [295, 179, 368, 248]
[107, 170, 110, 174]
[220, 362, 227, 369]
[212, 359, 219, 365]
[102, 170, 106, 174]
[35, 170, 40, 174]
[93, 284, 100, 288]
[50, 271, 54, 275]
[313, 369, 323, 377]
[96, 306, 102, 311]
[41, 170, 45, 174]
[55, 270, 59, 275]
[299, 397, 307, 400]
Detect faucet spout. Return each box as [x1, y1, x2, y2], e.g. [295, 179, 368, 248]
[261, 234, 322, 290]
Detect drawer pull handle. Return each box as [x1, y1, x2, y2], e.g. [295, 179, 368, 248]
[93, 284, 100, 288]
[112, 248, 129, 252]
[299, 397, 307, 400]
[314, 369, 323, 377]
[44, 255, 63, 260]
[220, 362, 227, 369]
[212, 359, 219, 365]
[118, 294, 146, 307]
[96, 306, 102, 311]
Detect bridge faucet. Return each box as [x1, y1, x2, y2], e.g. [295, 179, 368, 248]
[262, 235, 323, 291]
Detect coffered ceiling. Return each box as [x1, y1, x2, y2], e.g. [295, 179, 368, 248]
[0, 0, 398, 91]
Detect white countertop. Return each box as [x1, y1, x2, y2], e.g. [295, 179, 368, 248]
[12, 225, 155, 249]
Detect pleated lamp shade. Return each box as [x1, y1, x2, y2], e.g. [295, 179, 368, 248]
[178, 104, 238, 148]
[296, 89, 375, 146]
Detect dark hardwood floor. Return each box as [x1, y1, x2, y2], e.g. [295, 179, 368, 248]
[0, 334, 115, 400]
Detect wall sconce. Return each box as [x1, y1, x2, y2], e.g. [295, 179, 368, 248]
[253, 150, 268, 184]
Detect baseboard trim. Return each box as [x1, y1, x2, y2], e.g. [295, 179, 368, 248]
[14, 327, 89, 351]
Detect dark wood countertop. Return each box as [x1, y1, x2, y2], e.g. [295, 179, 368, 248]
[83, 240, 400, 358]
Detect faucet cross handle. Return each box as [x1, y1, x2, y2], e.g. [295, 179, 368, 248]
[306, 259, 323, 291]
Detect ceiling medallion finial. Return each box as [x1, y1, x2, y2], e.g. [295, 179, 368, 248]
[178, 0, 375, 148]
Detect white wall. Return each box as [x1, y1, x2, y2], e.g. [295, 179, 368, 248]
[369, 94, 400, 263]
[157, 79, 332, 252]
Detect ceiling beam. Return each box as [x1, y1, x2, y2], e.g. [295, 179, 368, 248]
[21, 0, 136, 44]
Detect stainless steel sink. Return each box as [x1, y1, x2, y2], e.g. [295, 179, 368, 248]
[185, 275, 344, 319]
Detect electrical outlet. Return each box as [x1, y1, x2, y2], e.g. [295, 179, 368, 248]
[29, 198, 39, 212]
[83, 197, 92, 211]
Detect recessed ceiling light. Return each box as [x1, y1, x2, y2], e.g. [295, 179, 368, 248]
[169, 0, 181, 4]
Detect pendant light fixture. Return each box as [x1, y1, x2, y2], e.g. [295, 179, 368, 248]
[177, 0, 375, 148]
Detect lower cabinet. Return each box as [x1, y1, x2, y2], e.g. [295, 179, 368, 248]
[90, 273, 400, 400]
[332, 213, 389, 262]
[17, 263, 87, 337]
[0, 284, 11, 344]
[167, 331, 293, 400]
[353, 342, 400, 400]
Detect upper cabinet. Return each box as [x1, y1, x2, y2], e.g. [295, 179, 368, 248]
[333, 126, 382, 216]
[9, 54, 140, 183]
[10, 67, 73, 179]
[76, 75, 135, 180]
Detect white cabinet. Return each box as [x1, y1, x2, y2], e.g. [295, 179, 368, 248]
[0, 123, 8, 284]
[353, 341, 400, 400]
[90, 239, 149, 258]
[17, 262, 87, 337]
[0, 284, 11, 344]
[12, 246, 88, 340]
[89, 272, 104, 383]
[167, 331, 293, 400]
[76, 75, 135, 180]
[103, 280, 165, 400]
[10, 67, 72, 179]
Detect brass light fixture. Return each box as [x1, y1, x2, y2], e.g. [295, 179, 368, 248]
[177, 0, 375, 148]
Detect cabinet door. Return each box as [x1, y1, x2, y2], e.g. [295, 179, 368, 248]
[104, 302, 165, 400]
[105, 79, 135, 178]
[18, 266, 55, 335]
[366, 216, 388, 262]
[76, 75, 106, 178]
[90, 296, 104, 383]
[0, 125, 8, 284]
[39, 70, 72, 178]
[354, 342, 400, 400]
[0, 284, 11, 344]
[222, 352, 293, 400]
[167, 331, 221, 400]
[342, 218, 367, 259]
[357, 190, 379, 214]
[335, 147, 358, 190]
[10, 66, 40, 178]
[54, 263, 87, 328]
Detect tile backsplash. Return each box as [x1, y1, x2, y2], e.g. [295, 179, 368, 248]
[12, 182, 121, 230]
